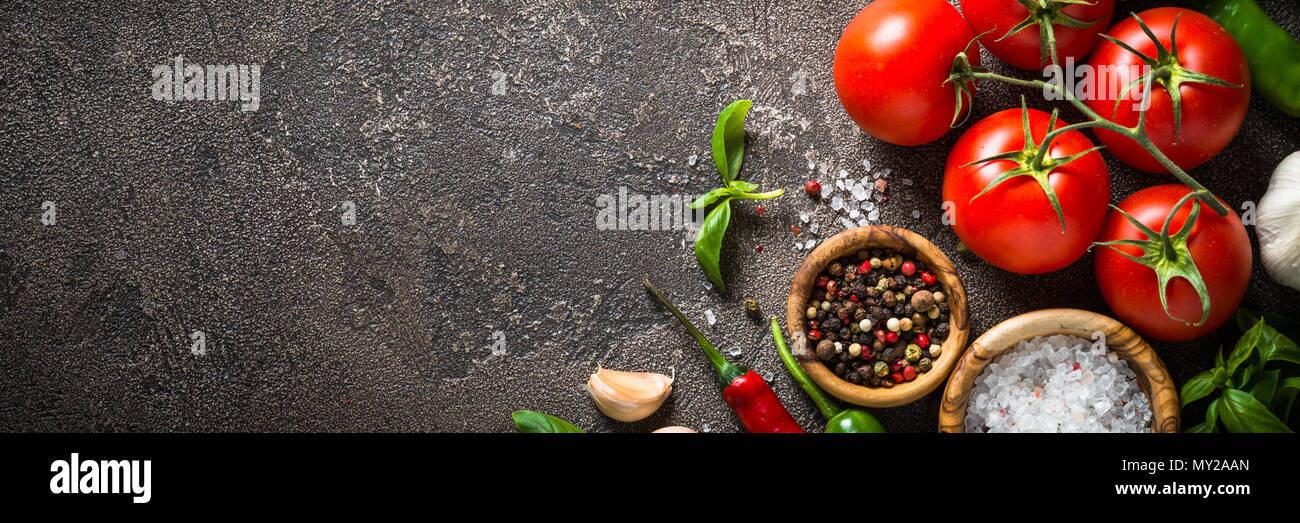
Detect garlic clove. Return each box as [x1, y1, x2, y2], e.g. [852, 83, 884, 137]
[586, 367, 673, 422]
[652, 426, 697, 433]
[1258, 151, 1300, 291]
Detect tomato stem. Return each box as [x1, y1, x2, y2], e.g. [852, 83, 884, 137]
[947, 67, 1230, 217]
[1091, 191, 1214, 327]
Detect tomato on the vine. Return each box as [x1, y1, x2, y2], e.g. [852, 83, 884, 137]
[1094, 185, 1251, 342]
[961, 0, 1115, 70]
[943, 105, 1109, 274]
[1084, 8, 1250, 173]
[833, 0, 978, 146]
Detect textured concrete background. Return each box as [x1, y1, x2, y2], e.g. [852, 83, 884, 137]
[1, 0, 1297, 432]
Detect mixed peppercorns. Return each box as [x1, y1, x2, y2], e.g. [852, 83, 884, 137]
[804, 248, 951, 388]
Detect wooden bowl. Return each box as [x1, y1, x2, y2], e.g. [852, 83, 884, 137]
[785, 225, 969, 407]
[938, 308, 1180, 433]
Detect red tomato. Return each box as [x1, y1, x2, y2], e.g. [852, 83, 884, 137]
[961, 0, 1114, 70]
[1084, 8, 1249, 173]
[833, 0, 978, 146]
[1095, 185, 1251, 342]
[943, 107, 1109, 274]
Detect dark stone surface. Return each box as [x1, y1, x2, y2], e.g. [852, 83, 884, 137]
[1, 1, 1297, 432]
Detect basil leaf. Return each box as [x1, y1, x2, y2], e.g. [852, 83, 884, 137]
[1186, 397, 1224, 433]
[688, 187, 734, 209]
[1206, 397, 1221, 433]
[1179, 369, 1218, 407]
[1219, 389, 1293, 433]
[511, 410, 585, 433]
[1275, 378, 1300, 423]
[1215, 345, 1225, 370]
[1281, 377, 1300, 393]
[1259, 324, 1300, 366]
[1237, 308, 1300, 341]
[729, 180, 758, 192]
[1211, 366, 1227, 387]
[1249, 369, 1281, 407]
[694, 199, 732, 291]
[712, 100, 752, 184]
[1226, 319, 1263, 375]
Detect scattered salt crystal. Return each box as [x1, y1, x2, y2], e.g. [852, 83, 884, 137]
[701, 423, 711, 432]
[763, 372, 775, 382]
[805, 239, 816, 250]
[819, 163, 829, 175]
[858, 218, 870, 227]
[849, 209, 860, 219]
[807, 160, 816, 170]
[911, 210, 921, 219]
[688, 154, 698, 166]
[820, 184, 833, 198]
[879, 168, 891, 178]
[799, 211, 809, 223]
[840, 217, 854, 229]
[703, 309, 716, 325]
[868, 209, 880, 221]
[862, 159, 872, 171]
[729, 347, 742, 357]
[703, 281, 713, 290]
[809, 222, 819, 235]
[831, 197, 844, 211]
[835, 179, 845, 190]
[838, 169, 849, 179]
[852, 184, 869, 201]
[861, 201, 874, 212]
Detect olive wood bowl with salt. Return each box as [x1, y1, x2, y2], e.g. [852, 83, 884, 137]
[785, 225, 970, 408]
[938, 308, 1180, 433]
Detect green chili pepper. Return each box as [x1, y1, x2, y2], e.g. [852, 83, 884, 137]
[1192, 0, 1300, 116]
[768, 318, 886, 434]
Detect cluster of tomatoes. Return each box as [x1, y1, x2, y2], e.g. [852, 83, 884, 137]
[832, 0, 1254, 342]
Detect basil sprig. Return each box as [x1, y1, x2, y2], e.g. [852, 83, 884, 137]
[689, 100, 784, 291]
[511, 410, 585, 433]
[1181, 309, 1300, 433]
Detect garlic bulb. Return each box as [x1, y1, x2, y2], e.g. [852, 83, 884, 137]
[1258, 151, 1300, 291]
[652, 426, 697, 433]
[586, 367, 673, 422]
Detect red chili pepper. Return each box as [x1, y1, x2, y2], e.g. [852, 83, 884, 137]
[643, 276, 804, 433]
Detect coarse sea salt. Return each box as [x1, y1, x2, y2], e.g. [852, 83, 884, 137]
[964, 333, 1152, 433]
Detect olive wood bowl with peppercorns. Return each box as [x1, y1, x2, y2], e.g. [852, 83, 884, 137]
[938, 309, 1180, 433]
[785, 225, 969, 408]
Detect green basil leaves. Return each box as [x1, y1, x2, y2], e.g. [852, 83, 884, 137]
[1180, 311, 1299, 433]
[511, 410, 585, 433]
[690, 100, 784, 291]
